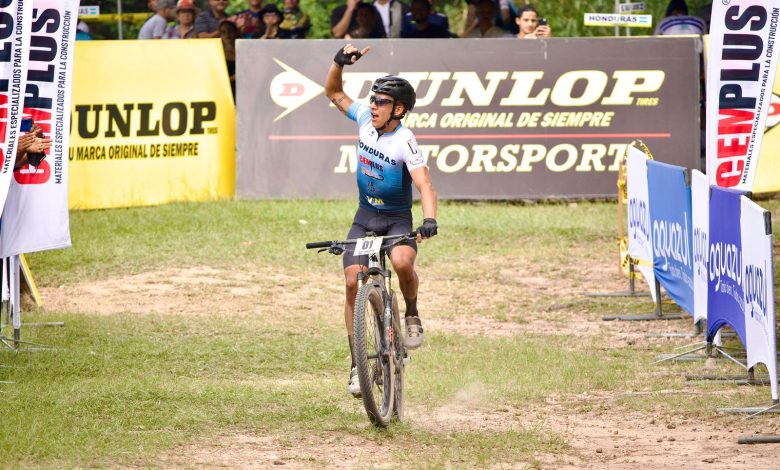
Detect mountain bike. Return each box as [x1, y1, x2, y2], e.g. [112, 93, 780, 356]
[306, 231, 416, 426]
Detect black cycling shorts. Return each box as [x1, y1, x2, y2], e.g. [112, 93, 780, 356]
[343, 207, 417, 268]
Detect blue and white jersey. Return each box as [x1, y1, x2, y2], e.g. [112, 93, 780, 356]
[347, 102, 426, 212]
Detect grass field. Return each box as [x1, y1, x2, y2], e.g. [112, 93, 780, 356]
[1, 199, 779, 468]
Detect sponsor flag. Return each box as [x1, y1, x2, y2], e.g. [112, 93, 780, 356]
[0, 1, 31, 216]
[706, 186, 745, 343]
[0, 0, 79, 257]
[647, 160, 694, 315]
[706, 0, 780, 191]
[691, 170, 709, 323]
[741, 196, 777, 400]
[626, 145, 657, 301]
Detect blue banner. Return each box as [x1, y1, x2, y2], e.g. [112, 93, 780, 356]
[706, 187, 745, 344]
[647, 161, 694, 315]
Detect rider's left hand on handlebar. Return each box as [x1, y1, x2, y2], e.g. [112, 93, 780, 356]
[416, 218, 438, 238]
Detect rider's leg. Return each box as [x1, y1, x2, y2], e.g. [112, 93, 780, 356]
[344, 264, 363, 353]
[344, 263, 364, 397]
[389, 245, 418, 315]
[390, 245, 424, 349]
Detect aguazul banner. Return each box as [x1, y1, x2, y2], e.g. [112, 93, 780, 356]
[706, 186, 746, 343]
[690, 169, 709, 324]
[741, 196, 778, 400]
[647, 160, 694, 316]
[626, 145, 657, 301]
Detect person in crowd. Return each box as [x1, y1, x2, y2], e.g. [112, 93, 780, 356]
[401, 0, 449, 38]
[138, 0, 176, 39]
[195, 0, 229, 38]
[234, 0, 264, 39]
[164, 0, 198, 39]
[219, 20, 238, 100]
[15, 122, 51, 171]
[278, 0, 311, 39]
[331, 0, 385, 39]
[697, 2, 712, 34]
[324, 44, 438, 396]
[258, 4, 283, 39]
[76, 21, 93, 40]
[654, 0, 705, 35]
[401, 0, 449, 36]
[463, 0, 506, 38]
[515, 4, 551, 39]
[373, 0, 409, 38]
[345, 3, 386, 39]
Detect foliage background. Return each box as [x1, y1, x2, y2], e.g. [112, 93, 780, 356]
[80, 0, 714, 40]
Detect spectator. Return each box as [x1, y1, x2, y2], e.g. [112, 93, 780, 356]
[138, 0, 176, 39]
[219, 20, 238, 100]
[331, 0, 385, 39]
[279, 0, 310, 39]
[76, 21, 93, 40]
[374, 0, 409, 38]
[697, 2, 712, 34]
[515, 4, 551, 39]
[16, 122, 51, 171]
[401, 0, 449, 38]
[258, 4, 283, 39]
[401, 0, 449, 36]
[655, 0, 705, 35]
[463, 0, 506, 38]
[345, 3, 385, 39]
[234, 0, 264, 39]
[195, 0, 229, 39]
[164, 0, 198, 39]
[496, 0, 517, 33]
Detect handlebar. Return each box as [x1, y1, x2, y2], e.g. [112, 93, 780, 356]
[306, 231, 418, 251]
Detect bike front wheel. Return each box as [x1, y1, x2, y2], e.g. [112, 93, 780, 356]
[354, 282, 394, 426]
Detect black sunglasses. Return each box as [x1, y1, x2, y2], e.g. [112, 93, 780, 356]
[369, 95, 393, 106]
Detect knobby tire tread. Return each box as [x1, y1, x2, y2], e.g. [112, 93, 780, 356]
[354, 283, 394, 426]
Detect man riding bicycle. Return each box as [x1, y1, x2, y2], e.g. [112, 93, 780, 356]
[325, 43, 438, 398]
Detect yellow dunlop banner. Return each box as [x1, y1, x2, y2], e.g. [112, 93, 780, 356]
[69, 39, 235, 209]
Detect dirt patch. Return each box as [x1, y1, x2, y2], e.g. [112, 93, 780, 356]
[149, 433, 393, 469]
[39, 259, 776, 469]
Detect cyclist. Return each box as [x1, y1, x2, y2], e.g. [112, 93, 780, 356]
[325, 43, 438, 398]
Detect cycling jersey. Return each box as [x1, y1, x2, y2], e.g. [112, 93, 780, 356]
[347, 102, 426, 212]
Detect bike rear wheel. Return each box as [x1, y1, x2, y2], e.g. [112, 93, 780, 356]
[354, 282, 394, 426]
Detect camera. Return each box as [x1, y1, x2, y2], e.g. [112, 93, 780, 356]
[538, 18, 548, 26]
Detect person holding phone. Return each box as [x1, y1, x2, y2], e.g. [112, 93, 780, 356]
[15, 118, 52, 170]
[515, 4, 551, 39]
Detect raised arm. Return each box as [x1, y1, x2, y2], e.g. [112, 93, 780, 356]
[325, 44, 370, 116]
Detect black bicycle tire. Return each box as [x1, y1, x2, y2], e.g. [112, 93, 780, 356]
[391, 291, 405, 422]
[354, 283, 394, 426]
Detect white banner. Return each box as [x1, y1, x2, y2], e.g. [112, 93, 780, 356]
[706, 1, 780, 191]
[0, 1, 31, 217]
[691, 170, 709, 323]
[740, 196, 778, 400]
[626, 145, 656, 301]
[0, 0, 77, 257]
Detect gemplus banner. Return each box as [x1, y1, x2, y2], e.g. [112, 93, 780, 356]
[69, 39, 235, 209]
[236, 38, 700, 200]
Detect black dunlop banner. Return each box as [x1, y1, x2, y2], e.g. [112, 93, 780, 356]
[236, 38, 700, 199]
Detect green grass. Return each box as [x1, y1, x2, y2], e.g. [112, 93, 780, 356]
[1, 198, 777, 467]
